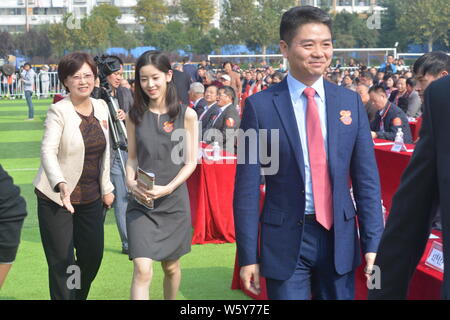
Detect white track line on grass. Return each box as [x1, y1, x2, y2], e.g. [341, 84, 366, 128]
[5, 168, 38, 172]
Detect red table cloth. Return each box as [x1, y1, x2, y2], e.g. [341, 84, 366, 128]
[187, 143, 237, 244]
[355, 231, 443, 300]
[373, 138, 414, 215]
[409, 117, 422, 142]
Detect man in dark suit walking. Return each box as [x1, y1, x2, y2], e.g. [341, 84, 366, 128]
[233, 6, 384, 300]
[368, 75, 450, 300]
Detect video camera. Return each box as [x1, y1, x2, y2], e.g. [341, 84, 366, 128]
[93, 55, 128, 174]
[94, 55, 122, 90]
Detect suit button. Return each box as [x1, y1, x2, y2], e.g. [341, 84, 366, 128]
[298, 220, 303, 226]
[300, 190, 305, 195]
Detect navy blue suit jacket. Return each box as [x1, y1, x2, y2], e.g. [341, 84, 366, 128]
[233, 78, 384, 280]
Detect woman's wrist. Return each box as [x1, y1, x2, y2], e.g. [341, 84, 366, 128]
[166, 184, 175, 194]
[127, 179, 137, 189]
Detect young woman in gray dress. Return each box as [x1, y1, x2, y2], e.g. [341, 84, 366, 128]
[125, 51, 198, 300]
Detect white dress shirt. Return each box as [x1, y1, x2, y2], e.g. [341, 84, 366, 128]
[199, 102, 215, 121]
[286, 73, 328, 214]
[212, 103, 232, 126]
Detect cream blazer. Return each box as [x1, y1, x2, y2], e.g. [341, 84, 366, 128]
[33, 96, 114, 206]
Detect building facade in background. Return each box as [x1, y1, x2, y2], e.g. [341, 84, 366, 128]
[0, 0, 226, 33]
[0, 0, 385, 33]
[298, 0, 383, 13]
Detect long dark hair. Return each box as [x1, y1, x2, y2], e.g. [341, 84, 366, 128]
[129, 51, 180, 125]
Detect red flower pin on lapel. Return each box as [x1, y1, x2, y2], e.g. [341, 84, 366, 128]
[339, 110, 352, 125]
[102, 120, 108, 130]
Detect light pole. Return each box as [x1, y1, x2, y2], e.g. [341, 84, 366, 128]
[25, 0, 29, 32]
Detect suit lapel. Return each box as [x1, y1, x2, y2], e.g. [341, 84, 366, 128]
[272, 79, 306, 183]
[92, 98, 110, 135]
[64, 97, 82, 142]
[324, 80, 339, 183]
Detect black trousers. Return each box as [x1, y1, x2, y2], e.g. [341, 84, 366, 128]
[37, 196, 105, 300]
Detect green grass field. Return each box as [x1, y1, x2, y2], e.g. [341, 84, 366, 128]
[0, 98, 248, 300]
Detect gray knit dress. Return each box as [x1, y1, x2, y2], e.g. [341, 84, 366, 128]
[126, 105, 192, 261]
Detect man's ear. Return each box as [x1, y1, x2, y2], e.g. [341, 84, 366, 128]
[279, 40, 289, 59]
[440, 70, 449, 78]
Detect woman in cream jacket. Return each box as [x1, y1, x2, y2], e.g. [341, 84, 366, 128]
[33, 52, 114, 300]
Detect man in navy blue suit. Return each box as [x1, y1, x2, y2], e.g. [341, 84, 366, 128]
[233, 6, 384, 300]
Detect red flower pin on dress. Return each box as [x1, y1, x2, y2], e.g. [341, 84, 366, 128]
[163, 121, 174, 133]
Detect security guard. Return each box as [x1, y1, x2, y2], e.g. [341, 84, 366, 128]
[369, 84, 413, 144]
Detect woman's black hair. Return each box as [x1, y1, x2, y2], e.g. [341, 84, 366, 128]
[129, 50, 180, 125]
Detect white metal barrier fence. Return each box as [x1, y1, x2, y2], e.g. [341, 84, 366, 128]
[0, 70, 135, 99]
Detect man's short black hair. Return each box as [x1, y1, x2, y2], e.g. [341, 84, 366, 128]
[413, 52, 450, 77]
[108, 55, 123, 66]
[280, 6, 332, 45]
[219, 85, 236, 103]
[360, 71, 374, 81]
[24, 62, 32, 68]
[406, 77, 416, 88]
[223, 61, 232, 68]
[369, 84, 387, 96]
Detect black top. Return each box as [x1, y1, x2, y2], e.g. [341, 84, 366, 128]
[370, 102, 413, 143]
[0, 165, 27, 263]
[70, 110, 106, 204]
[173, 69, 191, 105]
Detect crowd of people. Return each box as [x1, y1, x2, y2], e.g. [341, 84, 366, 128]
[176, 51, 450, 147]
[2, 4, 450, 302]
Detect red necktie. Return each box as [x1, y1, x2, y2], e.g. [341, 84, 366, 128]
[303, 87, 333, 230]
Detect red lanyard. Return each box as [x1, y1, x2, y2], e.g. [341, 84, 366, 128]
[379, 103, 392, 132]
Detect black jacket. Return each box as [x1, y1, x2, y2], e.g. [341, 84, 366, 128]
[173, 70, 191, 105]
[0, 165, 27, 263]
[370, 102, 413, 144]
[368, 75, 450, 299]
[193, 98, 208, 119]
[199, 103, 220, 139]
[206, 104, 241, 154]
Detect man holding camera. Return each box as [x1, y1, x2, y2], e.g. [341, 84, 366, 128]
[93, 55, 133, 254]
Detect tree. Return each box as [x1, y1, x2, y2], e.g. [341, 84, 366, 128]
[76, 15, 109, 54]
[377, 0, 409, 51]
[90, 4, 122, 48]
[143, 21, 188, 52]
[180, 0, 215, 32]
[396, 0, 450, 52]
[134, 0, 169, 32]
[221, 0, 295, 58]
[14, 28, 52, 59]
[0, 32, 15, 58]
[48, 14, 81, 56]
[332, 11, 379, 48]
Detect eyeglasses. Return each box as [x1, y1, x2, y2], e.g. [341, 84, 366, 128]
[70, 73, 94, 82]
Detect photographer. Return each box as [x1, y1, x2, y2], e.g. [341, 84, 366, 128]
[92, 55, 133, 255]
